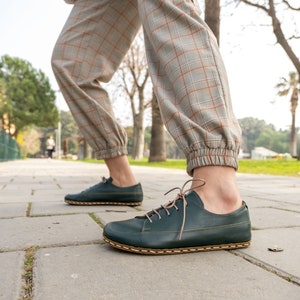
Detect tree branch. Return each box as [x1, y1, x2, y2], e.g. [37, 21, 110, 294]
[268, 0, 300, 75]
[238, 0, 269, 13]
[238, 0, 300, 77]
[282, 0, 300, 11]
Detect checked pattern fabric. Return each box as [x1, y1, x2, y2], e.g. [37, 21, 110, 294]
[52, 0, 242, 175]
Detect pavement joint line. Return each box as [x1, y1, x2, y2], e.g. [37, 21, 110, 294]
[250, 197, 300, 207]
[0, 211, 111, 219]
[26, 202, 32, 217]
[231, 250, 300, 287]
[88, 212, 105, 228]
[252, 205, 300, 211]
[0, 216, 34, 221]
[22, 246, 38, 300]
[0, 240, 104, 254]
[29, 212, 88, 218]
[271, 207, 300, 213]
[251, 225, 300, 231]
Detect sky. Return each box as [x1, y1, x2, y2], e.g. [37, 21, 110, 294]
[0, 0, 299, 130]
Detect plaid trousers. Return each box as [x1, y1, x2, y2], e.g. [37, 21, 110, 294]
[52, 0, 242, 176]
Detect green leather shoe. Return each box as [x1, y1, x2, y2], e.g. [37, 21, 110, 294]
[64, 177, 143, 206]
[103, 180, 251, 254]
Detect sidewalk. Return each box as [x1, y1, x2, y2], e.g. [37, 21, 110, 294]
[0, 159, 299, 300]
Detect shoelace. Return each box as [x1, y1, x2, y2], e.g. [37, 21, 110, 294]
[145, 178, 206, 240]
[81, 177, 108, 193]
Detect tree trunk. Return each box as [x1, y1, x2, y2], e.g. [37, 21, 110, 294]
[149, 92, 166, 162]
[290, 111, 297, 157]
[290, 87, 298, 157]
[132, 113, 144, 160]
[205, 0, 221, 45]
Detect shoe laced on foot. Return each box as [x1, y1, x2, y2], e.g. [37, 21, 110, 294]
[64, 176, 143, 206]
[103, 179, 251, 255]
[145, 178, 206, 240]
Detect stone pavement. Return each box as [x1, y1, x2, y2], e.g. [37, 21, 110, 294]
[0, 159, 300, 300]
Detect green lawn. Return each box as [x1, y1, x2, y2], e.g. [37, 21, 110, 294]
[82, 158, 300, 177]
[238, 159, 300, 177]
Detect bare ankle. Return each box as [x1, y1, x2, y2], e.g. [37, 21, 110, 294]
[110, 174, 138, 187]
[191, 166, 242, 214]
[105, 156, 138, 187]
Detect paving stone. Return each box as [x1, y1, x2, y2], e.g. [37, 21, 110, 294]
[250, 207, 300, 229]
[31, 201, 136, 217]
[33, 244, 300, 300]
[0, 214, 102, 251]
[0, 189, 32, 203]
[242, 196, 283, 208]
[0, 195, 31, 204]
[253, 193, 300, 206]
[243, 196, 300, 212]
[0, 203, 28, 218]
[239, 227, 300, 282]
[29, 192, 67, 203]
[0, 251, 24, 300]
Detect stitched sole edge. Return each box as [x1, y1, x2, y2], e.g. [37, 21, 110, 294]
[64, 200, 142, 206]
[103, 236, 251, 255]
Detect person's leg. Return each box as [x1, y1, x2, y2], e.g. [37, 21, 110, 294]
[140, 0, 242, 213]
[103, 0, 251, 254]
[52, 0, 143, 204]
[104, 156, 138, 187]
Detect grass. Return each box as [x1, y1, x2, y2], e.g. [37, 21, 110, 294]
[238, 158, 300, 177]
[22, 246, 39, 300]
[81, 157, 300, 177]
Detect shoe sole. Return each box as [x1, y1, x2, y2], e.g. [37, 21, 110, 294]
[65, 200, 142, 206]
[103, 236, 251, 255]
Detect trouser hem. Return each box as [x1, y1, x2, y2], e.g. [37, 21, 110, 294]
[94, 147, 128, 160]
[187, 148, 239, 176]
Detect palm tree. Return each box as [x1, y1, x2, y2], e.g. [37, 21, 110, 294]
[275, 72, 300, 157]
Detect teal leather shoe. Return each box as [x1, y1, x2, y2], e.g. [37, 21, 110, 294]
[103, 182, 251, 254]
[64, 177, 143, 206]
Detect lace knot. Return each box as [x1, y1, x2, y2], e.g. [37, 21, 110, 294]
[145, 178, 205, 240]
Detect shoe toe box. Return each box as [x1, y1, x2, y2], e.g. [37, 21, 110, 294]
[104, 217, 146, 246]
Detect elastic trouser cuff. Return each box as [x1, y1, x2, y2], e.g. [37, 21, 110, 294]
[95, 146, 128, 160]
[187, 148, 239, 176]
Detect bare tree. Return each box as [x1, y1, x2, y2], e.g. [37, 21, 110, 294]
[237, 0, 300, 156]
[118, 31, 152, 160]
